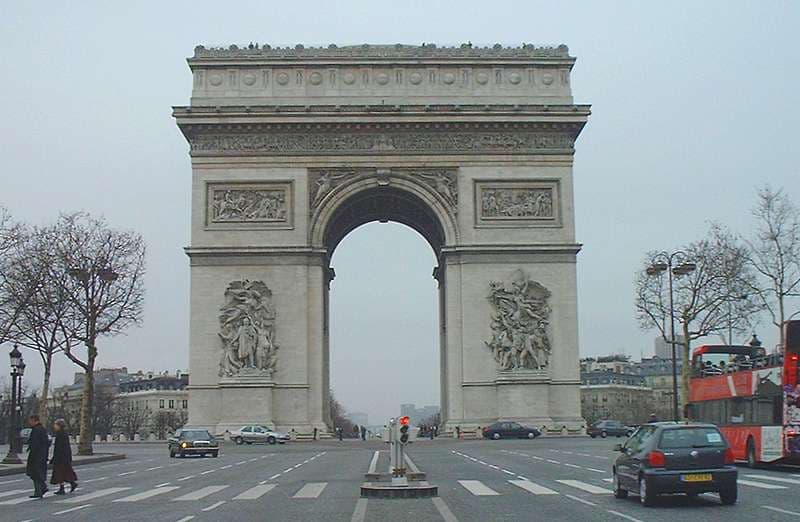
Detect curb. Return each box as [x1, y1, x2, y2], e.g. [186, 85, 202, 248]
[0, 453, 126, 477]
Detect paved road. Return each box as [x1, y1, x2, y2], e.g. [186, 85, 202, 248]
[0, 438, 798, 521]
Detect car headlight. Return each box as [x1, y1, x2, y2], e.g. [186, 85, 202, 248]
[181, 442, 188, 448]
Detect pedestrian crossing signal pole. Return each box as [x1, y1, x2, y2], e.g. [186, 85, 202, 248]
[389, 416, 411, 487]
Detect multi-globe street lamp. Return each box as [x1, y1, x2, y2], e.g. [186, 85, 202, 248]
[646, 251, 696, 422]
[2, 345, 25, 465]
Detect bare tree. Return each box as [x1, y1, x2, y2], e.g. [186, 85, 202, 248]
[92, 387, 117, 440]
[743, 186, 800, 348]
[153, 410, 188, 440]
[636, 224, 761, 412]
[55, 213, 146, 455]
[328, 390, 354, 436]
[6, 225, 73, 423]
[114, 403, 151, 440]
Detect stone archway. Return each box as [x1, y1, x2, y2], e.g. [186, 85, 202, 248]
[175, 43, 590, 435]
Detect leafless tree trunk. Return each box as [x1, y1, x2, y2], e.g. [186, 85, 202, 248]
[54, 213, 146, 455]
[743, 186, 800, 348]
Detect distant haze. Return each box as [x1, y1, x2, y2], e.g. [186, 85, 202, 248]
[1, 1, 797, 421]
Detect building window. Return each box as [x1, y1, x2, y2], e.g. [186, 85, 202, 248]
[159, 399, 165, 409]
[182, 400, 188, 409]
[169, 400, 174, 409]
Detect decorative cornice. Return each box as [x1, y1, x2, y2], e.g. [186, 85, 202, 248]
[180, 121, 582, 157]
[191, 43, 571, 61]
[173, 104, 591, 117]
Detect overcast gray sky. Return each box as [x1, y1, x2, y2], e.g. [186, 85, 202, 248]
[1, 1, 798, 423]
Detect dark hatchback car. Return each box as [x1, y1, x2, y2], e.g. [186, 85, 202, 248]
[482, 422, 541, 440]
[588, 420, 632, 438]
[612, 423, 737, 506]
[168, 428, 219, 458]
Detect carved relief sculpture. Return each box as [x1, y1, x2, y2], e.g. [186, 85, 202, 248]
[413, 169, 458, 210]
[210, 186, 287, 223]
[485, 270, 552, 371]
[309, 170, 356, 211]
[219, 280, 279, 378]
[481, 187, 553, 219]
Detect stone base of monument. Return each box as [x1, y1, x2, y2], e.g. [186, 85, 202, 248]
[360, 481, 438, 499]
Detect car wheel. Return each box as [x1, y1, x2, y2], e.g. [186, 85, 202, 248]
[613, 471, 628, 499]
[601, 431, 608, 438]
[639, 477, 655, 507]
[267, 436, 277, 445]
[527, 432, 536, 439]
[234, 436, 244, 445]
[746, 438, 757, 468]
[492, 432, 501, 440]
[719, 487, 737, 505]
[212, 451, 219, 458]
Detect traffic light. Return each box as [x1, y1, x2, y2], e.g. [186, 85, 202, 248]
[399, 416, 410, 444]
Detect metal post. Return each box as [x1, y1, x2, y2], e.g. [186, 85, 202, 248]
[2, 370, 21, 464]
[667, 263, 680, 422]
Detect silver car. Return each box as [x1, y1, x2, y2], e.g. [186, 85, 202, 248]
[230, 425, 289, 445]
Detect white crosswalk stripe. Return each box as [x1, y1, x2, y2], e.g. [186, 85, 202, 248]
[0, 489, 27, 499]
[233, 484, 276, 500]
[173, 485, 229, 501]
[114, 486, 181, 502]
[745, 474, 800, 485]
[556, 480, 612, 494]
[59, 487, 131, 504]
[738, 479, 787, 490]
[458, 480, 499, 496]
[0, 494, 38, 505]
[293, 482, 327, 499]
[509, 479, 558, 495]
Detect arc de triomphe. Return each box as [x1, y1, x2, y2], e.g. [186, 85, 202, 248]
[174, 43, 590, 435]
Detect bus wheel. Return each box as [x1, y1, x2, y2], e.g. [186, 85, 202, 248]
[746, 438, 757, 468]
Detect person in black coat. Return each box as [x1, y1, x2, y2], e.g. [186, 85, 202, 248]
[50, 419, 77, 495]
[25, 414, 50, 498]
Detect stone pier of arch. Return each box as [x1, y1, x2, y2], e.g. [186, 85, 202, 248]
[174, 43, 590, 436]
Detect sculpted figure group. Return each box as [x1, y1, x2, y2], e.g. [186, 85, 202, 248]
[485, 270, 552, 371]
[218, 280, 279, 377]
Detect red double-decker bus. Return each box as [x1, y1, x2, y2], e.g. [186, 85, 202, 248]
[687, 320, 800, 466]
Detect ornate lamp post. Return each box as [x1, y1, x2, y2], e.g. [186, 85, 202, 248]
[646, 251, 696, 421]
[2, 345, 24, 464]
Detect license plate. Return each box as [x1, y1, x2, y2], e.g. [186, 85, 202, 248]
[681, 473, 713, 482]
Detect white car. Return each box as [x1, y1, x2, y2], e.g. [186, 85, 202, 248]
[229, 425, 290, 445]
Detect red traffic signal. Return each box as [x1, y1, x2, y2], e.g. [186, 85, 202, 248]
[399, 416, 410, 426]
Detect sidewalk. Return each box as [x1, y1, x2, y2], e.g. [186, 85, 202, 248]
[0, 447, 125, 477]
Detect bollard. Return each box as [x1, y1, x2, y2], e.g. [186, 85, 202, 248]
[95, 434, 101, 442]
[134, 433, 141, 442]
[119, 434, 127, 442]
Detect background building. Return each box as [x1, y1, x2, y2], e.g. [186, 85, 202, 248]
[400, 403, 440, 424]
[580, 356, 654, 425]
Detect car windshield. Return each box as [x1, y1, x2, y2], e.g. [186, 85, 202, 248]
[181, 430, 212, 441]
[658, 427, 726, 449]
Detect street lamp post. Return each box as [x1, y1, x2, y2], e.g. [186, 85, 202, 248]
[646, 251, 696, 421]
[2, 345, 25, 464]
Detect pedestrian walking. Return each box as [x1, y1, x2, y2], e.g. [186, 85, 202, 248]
[337, 427, 343, 441]
[25, 414, 49, 498]
[360, 425, 367, 441]
[648, 413, 659, 424]
[353, 424, 360, 439]
[50, 419, 77, 495]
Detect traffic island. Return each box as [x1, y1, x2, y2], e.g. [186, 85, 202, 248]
[360, 481, 438, 498]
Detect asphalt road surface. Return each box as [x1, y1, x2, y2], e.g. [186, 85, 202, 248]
[0, 437, 798, 521]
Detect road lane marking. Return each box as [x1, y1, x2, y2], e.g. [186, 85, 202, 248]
[53, 504, 93, 515]
[0, 489, 27, 499]
[457, 480, 499, 496]
[175, 517, 194, 522]
[58, 487, 131, 504]
[432, 497, 459, 522]
[602, 478, 613, 483]
[501, 469, 515, 475]
[738, 479, 787, 490]
[233, 484, 276, 500]
[586, 468, 606, 473]
[546, 459, 561, 464]
[0, 479, 22, 485]
[745, 474, 800, 485]
[146, 466, 163, 471]
[293, 482, 328, 498]
[268, 473, 281, 480]
[200, 469, 215, 475]
[114, 486, 181, 502]
[118, 470, 138, 476]
[83, 477, 109, 483]
[155, 482, 171, 488]
[368, 451, 380, 474]
[236, 460, 247, 465]
[177, 475, 195, 482]
[173, 485, 229, 501]
[556, 480, 612, 494]
[220, 465, 233, 470]
[564, 463, 581, 469]
[351, 497, 368, 522]
[0, 495, 36, 505]
[607, 510, 643, 522]
[202, 500, 226, 511]
[564, 493, 597, 506]
[762, 505, 800, 516]
[509, 479, 558, 495]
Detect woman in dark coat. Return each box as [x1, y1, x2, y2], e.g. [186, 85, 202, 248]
[50, 419, 77, 495]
